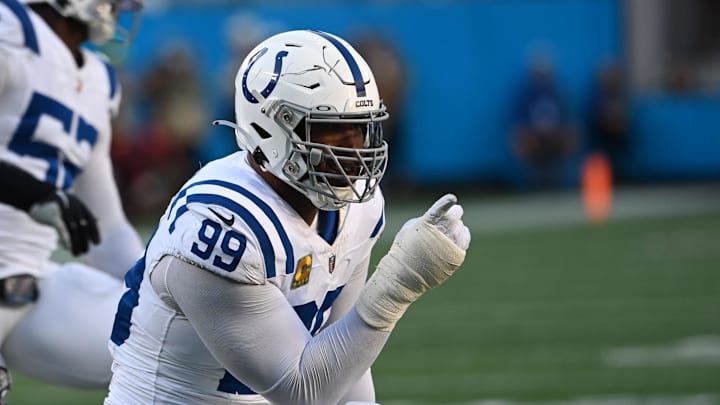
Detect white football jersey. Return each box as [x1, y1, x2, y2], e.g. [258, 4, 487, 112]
[0, 0, 120, 278]
[109, 151, 385, 404]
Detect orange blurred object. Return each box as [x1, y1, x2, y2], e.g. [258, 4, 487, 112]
[582, 152, 613, 224]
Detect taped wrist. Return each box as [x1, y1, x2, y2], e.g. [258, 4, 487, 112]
[356, 220, 465, 331]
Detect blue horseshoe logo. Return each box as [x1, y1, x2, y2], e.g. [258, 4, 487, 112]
[242, 47, 289, 104]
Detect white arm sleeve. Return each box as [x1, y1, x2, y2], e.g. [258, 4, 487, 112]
[324, 252, 370, 327]
[161, 256, 390, 405]
[0, 47, 6, 95]
[73, 135, 143, 279]
[337, 369, 375, 405]
[323, 254, 376, 403]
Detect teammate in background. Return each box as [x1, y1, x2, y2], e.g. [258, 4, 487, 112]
[0, 0, 143, 401]
[106, 30, 470, 405]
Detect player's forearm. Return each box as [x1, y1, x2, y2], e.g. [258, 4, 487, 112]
[85, 221, 143, 279]
[337, 368, 376, 404]
[161, 256, 389, 405]
[260, 308, 388, 404]
[0, 160, 54, 210]
[73, 154, 142, 271]
[356, 195, 469, 332]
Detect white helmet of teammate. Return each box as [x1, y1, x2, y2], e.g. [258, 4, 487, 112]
[217, 30, 389, 211]
[24, 0, 142, 44]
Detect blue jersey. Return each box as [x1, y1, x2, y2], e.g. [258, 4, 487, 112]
[109, 151, 385, 404]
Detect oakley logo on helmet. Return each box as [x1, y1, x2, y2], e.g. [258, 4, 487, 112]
[242, 47, 289, 104]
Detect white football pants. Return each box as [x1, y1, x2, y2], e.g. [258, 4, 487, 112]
[1, 262, 123, 388]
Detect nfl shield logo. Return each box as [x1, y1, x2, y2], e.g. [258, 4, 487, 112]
[328, 255, 336, 274]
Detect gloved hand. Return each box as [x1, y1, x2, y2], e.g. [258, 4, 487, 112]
[356, 194, 470, 331]
[29, 190, 100, 256]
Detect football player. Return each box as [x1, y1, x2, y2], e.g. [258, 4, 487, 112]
[0, 0, 142, 401]
[106, 30, 470, 404]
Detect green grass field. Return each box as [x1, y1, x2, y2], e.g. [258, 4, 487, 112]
[9, 195, 720, 404]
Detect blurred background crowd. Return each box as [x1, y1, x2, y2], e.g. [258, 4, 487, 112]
[106, 0, 720, 221]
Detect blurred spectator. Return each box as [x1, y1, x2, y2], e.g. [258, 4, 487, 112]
[352, 33, 409, 192]
[197, 12, 284, 163]
[588, 61, 631, 181]
[513, 55, 578, 189]
[111, 71, 142, 207]
[143, 42, 208, 148]
[112, 42, 207, 220]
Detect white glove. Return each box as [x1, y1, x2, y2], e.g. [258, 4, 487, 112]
[356, 194, 470, 331]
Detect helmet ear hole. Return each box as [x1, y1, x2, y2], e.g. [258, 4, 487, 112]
[251, 147, 268, 165]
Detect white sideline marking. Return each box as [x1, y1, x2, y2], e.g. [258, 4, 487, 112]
[603, 335, 720, 367]
[382, 183, 720, 238]
[385, 393, 720, 405]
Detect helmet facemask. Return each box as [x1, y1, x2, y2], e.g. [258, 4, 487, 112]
[85, 0, 142, 45]
[29, 0, 142, 45]
[84, 1, 118, 44]
[272, 102, 388, 211]
[223, 30, 391, 210]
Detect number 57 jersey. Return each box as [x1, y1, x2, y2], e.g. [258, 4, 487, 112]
[0, 0, 119, 277]
[109, 151, 386, 404]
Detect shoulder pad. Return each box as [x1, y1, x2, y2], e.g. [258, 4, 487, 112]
[169, 202, 267, 285]
[84, 49, 121, 113]
[0, 0, 39, 53]
[163, 177, 296, 281]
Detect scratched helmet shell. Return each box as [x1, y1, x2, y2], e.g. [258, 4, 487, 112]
[222, 30, 389, 211]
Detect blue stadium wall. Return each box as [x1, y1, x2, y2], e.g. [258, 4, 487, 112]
[123, 0, 720, 187]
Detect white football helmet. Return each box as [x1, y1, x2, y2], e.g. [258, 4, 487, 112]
[216, 30, 389, 211]
[24, 0, 142, 44]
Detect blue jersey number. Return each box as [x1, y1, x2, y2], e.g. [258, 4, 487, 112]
[293, 286, 344, 335]
[8, 92, 99, 189]
[216, 286, 344, 395]
[191, 218, 247, 272]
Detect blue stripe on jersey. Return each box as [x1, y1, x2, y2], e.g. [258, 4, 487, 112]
[111, 227, 158, 346]
[103, 61, 118, 99]
[182, 193, 278, 278]
[309, 30, 366, 97]
[1, 0, 39, 54]
[110, 256, 146, 346]
[317, 210, 338, 244]
[167, 179, 295, 275]
[370, 209, 384, 238]
[168, 205, 188, 233]
[167, 188, 189, 220]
